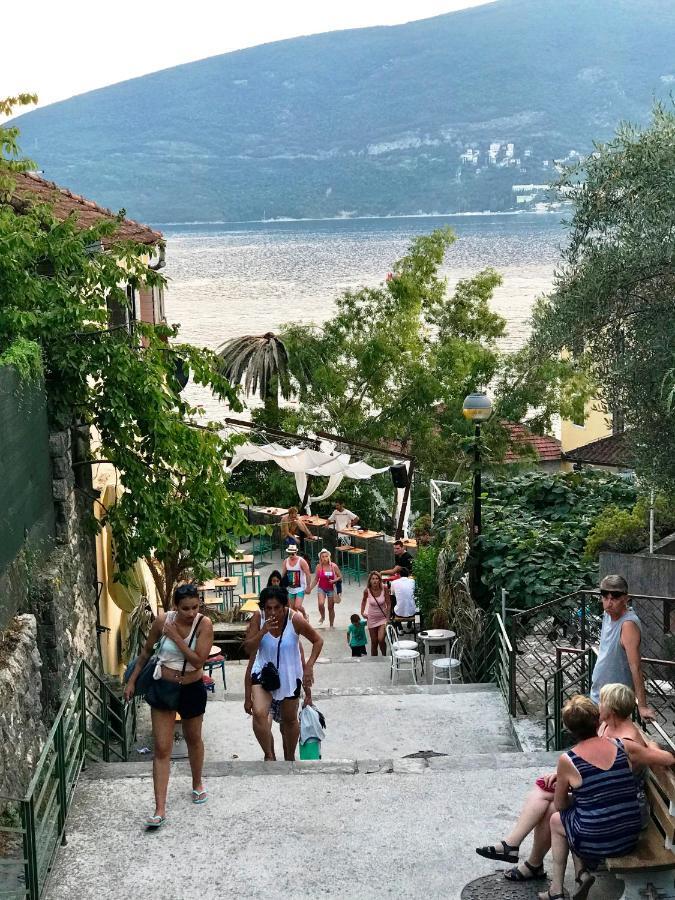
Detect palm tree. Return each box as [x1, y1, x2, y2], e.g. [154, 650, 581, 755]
[217, 332, 292, 426]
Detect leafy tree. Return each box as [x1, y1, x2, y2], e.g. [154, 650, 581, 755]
[217, 331, 291, 427]
[282, 228, 589, 477]
[1, 98, 253, 609]
[531, 104, 675, 492]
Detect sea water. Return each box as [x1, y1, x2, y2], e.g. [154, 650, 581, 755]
[160, 214, 567, 419]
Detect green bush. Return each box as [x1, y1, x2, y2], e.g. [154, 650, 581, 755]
[412, 544, 440, 622]
[585, 494, 675, 559]
[435, 470, 639, 611]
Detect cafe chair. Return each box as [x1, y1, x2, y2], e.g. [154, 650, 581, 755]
[386, 624, 420, 685]
[431, 637, 464, 685]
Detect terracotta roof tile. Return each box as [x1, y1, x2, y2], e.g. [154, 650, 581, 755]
[7, 171, 162, 246]
[563, 431, 634, 468]
[502, 421, 562, 463]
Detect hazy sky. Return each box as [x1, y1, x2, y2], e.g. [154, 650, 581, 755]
[4, 0, 492, 113]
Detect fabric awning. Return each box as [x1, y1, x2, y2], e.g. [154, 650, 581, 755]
[228, 441, 393, 512]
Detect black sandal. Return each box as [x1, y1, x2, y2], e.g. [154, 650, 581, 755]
[476, 840, 519, 863]
[538, 891, 565, 900]
[504, 860, 546, 881]
[573, 869, 596, 899]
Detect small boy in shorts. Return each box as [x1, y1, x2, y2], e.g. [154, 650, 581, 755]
[348, 613, 368, 657]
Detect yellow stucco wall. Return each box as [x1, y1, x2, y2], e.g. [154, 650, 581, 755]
[560, 397, 613, 454]
[94, 482, 160, 677]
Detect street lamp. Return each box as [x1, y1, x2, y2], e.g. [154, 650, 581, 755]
[462, 391, 493, 542]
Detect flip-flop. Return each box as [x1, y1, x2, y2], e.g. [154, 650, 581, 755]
[145, 814, 165, 830]
[538, 891, 565, 900]
[504, 861, 546, 881]
[191, 789, 208, 805]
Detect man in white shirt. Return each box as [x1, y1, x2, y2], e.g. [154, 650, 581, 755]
[327, 500, 359, 541]
[390, 568, 416, 618]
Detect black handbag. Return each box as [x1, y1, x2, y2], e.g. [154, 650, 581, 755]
[124, 636, 166, 697]
[259, 613, 287, 693]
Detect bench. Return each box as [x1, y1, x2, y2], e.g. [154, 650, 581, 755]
[606, 757, 675, 898]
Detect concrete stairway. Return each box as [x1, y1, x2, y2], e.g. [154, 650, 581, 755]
[44, 577, 613, 898]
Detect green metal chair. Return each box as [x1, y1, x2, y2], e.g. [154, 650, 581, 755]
[253, 533, 273, 563]
[305, 535, 320, 565]
[241, 571, 262, 594]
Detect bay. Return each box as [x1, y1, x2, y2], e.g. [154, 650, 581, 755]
[161, 214, 568, 419]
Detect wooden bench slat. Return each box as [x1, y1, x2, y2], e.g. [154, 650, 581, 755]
[606, 821, 675, 872]
[650, 766, 675, 816]
[646, 779, 675, 848]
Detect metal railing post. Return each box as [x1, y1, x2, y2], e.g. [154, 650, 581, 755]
[509, 646, 517, 717]
[101, 682, 110, 763]
[78, 663, 87, 768]
[554, 668, 563, 751]
[21, 798, 39, 900]
[55, 717, 68, 845]
[580, 592, 586, 651]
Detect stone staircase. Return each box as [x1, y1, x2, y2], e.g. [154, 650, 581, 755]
[43, 590, 615, 899]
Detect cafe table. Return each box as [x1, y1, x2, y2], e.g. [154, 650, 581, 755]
[418, 628, 455, 683]
[227, 553, 254, 576]
[338, 527, 385, 574]
[198, 576, 239, 611]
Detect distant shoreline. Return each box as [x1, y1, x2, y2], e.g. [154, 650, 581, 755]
[154, 209, 565, 228]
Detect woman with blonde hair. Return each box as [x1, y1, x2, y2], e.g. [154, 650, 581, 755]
[309, 549, 342, 626]
[360, 571, 390, 655]
[476, 688, 675, 898]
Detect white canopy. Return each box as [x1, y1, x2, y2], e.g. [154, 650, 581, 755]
[228, 441, 397, 514]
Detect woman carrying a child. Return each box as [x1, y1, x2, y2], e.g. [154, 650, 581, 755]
[360, 571, 390, 656]
[309, 549, 342, 627]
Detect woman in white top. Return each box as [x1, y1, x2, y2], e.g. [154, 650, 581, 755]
[281, 544, 312, 617]
[124, 583, 213, 829]
[244, 586, 323, 760]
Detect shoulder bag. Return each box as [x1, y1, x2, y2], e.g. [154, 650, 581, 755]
[259, 612, 288, 693]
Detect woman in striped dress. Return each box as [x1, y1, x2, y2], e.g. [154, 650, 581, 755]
[540, 694, 642, 900]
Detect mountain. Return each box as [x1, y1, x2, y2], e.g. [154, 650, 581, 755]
[10, 0, 675, 223]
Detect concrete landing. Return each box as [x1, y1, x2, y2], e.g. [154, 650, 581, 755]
[131, 681, 518, 762]
[47, 752, 617, 900]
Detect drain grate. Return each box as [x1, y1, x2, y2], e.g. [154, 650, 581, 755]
[402, 749, 448, 759]
[461, 873, 548, 899]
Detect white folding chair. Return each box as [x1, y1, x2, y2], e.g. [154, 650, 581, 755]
[431, 636, 464, 685]
[386, 624, 420, 685]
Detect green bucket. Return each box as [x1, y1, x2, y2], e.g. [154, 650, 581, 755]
[299, 739, 321, 760]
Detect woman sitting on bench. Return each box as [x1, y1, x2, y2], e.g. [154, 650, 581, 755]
[476, 687, 675, 899]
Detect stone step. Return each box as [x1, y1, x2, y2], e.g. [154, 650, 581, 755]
[130, 683, 520, 763]
[85, 748, 560, 781]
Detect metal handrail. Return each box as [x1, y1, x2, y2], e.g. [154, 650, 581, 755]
[509, 588, 675, 623]
[0, 660, 138, 900]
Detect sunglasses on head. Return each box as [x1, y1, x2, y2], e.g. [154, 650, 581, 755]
[175, 583, 198, 599]
[600, 589, 625, 599]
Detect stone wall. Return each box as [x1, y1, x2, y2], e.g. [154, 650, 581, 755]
[0, 427, 100, 796]
[0, 616, 47, 799]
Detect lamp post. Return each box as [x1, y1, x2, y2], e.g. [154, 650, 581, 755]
[463, 392, 493, 595]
